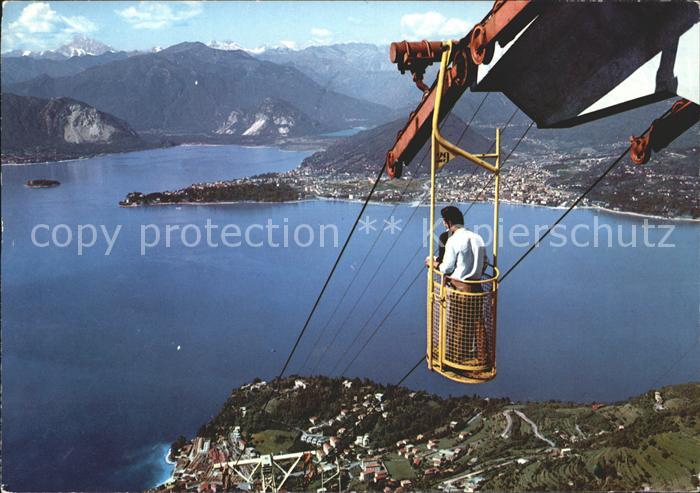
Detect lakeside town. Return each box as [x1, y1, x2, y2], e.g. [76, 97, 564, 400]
[153, 377, 700, 492]
[120, 145, 700, 220]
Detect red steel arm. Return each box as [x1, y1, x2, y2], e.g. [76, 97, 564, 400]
[384, 53, 471, 178]
[630, 99, 700, 165]
[385, 0, 535, 178]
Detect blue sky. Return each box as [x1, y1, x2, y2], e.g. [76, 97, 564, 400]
[1, 1, 493, 52]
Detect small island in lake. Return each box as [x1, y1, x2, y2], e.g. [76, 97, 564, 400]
[26, 179, 60, 188]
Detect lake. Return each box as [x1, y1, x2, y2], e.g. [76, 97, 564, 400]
[2, 144, 698, 491]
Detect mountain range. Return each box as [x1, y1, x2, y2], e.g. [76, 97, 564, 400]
[3, 37, 697, 165]
[3, 34, 116, 60]
[6, 42, 389, 136]
[2, 51, 131, 86]
[2, 39, 458, 128]
[256, 42, 426, 110]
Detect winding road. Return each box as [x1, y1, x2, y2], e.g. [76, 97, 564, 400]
[467, 412, 482, 425]
[500, 411, 513, 439]
[513, 410, 555, 448]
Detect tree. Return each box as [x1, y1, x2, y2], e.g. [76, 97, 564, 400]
[171, 435, 188, 457]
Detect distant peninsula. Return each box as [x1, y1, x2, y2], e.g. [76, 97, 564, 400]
[120, 175, 307, 207]
[154, 376, 700, 492]
[118, 116, 699, 219]
[26, 179, 60, 188]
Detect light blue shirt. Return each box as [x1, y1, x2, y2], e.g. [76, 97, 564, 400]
[439, 226, 488, 280]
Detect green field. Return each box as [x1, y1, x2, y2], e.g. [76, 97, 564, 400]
[384, 458, 416, 480]
[251, 429, 299, 454]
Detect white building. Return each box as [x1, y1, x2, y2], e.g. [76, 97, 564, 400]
[355, 434, 370, 447]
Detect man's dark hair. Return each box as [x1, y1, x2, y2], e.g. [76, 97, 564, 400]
[440, 206, 464, 227]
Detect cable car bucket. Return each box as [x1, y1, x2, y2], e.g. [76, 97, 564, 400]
[427, 41, 500, 384]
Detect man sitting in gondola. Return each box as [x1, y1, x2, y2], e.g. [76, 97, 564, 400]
[425, 206, 489, 363]
[425, 206, 487, 281]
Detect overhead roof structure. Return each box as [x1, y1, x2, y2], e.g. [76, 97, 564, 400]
[474, 1, 700, 128]
[383, 1, 699, 177]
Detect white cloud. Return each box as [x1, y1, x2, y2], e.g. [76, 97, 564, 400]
[400, 11, 471, 39]
[116, 1, 203, 30]
[5, 2, 97, 51]
[311, 27, 332, 38]
[309, 27, 333, 46]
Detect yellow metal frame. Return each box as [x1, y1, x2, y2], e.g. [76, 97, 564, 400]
[427, 41, 500, 384]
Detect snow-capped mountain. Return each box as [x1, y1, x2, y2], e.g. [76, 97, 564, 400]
[258, 43, 395, 72]
[207, 40, 295, 55]
[208, 40, 246, 51]
[8, 42, 388, 134]
[3, 35, 114, 59]
[2, 48, 66, 60]
[56, 35, 114, 57]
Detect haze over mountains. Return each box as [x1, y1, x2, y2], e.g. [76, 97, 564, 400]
[1, 36, 521, 156]
[257, 42, 427, 110]
[2, 35, 123, 85]
[2, 52, 132, 87]
[3, 36, 695, 165]
[301, 114, 491, 176]
[5, 41, 388, 136]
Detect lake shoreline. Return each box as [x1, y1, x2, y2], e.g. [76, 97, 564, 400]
[2, 148, 167, 167]
[123, 195, 700, 223]
[4, 143, 698, 492]
[0, 138, 325, 166]
[7, 144, 696, 223]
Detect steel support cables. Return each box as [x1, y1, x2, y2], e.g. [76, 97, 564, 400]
[340, 121, 535, 379]
[306, 95, 493, 374]
[299, 149, 429, 373]
[270, 95, 492, 398]
[324, 108, 532, 373]
[393, 112, 674, 387]
[264, 163, 386, 410]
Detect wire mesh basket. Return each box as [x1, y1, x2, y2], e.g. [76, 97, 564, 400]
[428, 269, 498, 383]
